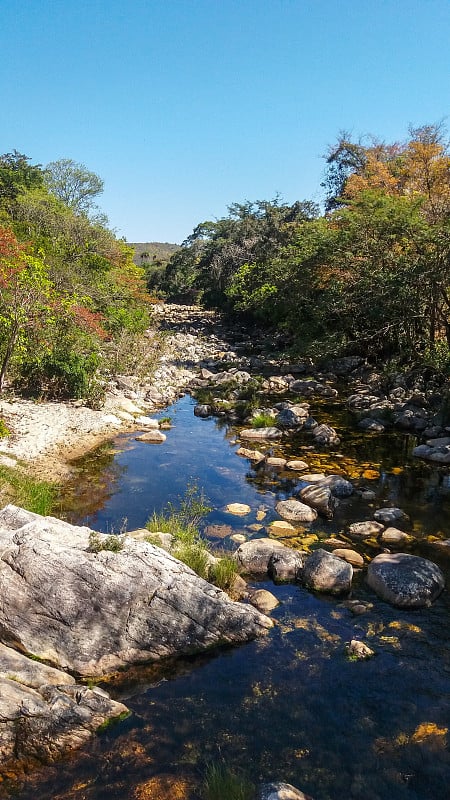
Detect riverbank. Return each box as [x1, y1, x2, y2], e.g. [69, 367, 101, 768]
[0, 305, 230, 481]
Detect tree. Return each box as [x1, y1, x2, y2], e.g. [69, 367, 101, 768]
[165, 198, 319, 305]
[44, 158, 104, 215]
[0, 151, 43, 207]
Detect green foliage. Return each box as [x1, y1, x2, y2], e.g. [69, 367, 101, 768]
[44, 158, 104, 216]
[96, 710, 131, 733]
[0, 151, 43, 207]
[251, 412, 276, 429]
[88, 530, 125, 553]
[0, 465, 56, 515]
[0, 147, 156, 400]
[165, 198, 318, 305]
[202, 762, 255, 800]
[145, 484, 240, 590]
[172, 540, 211, 580]
[146, 482, 211, 542]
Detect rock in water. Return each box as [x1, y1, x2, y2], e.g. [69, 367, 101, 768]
[275, 499, 317, 523]
[260, 783, 314, 800]
[302, 548, 353, 595]
[0, 505, 272, 677]
[367, 553, 445, 608]
[298, 484, 336, 519]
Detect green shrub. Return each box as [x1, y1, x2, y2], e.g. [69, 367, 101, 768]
[251, 412, 275, 429]
[202, 762, 255, 800]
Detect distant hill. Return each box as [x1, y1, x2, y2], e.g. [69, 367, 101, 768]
[130, 242, 180, 267]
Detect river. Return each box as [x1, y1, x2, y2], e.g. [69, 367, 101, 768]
[12, 392, 450, 800]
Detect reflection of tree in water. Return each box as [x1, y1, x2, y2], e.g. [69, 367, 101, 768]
[58, 438, 127, 525]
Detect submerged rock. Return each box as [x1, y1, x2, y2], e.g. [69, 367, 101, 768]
[275, 499, 318, 523]
[0, 505, 272, 678]
[0, 669, 128, 768]
[249, 589, 280, 614]
[225, 502, 251, 515]
[367, 553, 445, 608]
[374, 507, 408, 525]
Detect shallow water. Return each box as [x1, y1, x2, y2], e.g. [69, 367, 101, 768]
[10, 394, 450, 799]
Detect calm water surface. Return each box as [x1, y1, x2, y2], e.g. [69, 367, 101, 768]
[12, 395, 450, 800]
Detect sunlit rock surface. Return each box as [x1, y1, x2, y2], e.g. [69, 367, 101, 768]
[367, 553, 445, 608]
[0, 505, 272, 678]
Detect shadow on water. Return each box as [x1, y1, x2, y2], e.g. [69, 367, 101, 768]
[11, 393, 450, 800]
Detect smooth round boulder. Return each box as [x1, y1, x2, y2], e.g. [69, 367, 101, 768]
[367, 553, 445, 608]
[268, 549, 305, 582]
[266, 457, 287, 468]
[194, 404, 211, 418]
[240, 427, 282, 440]
[275, 499, 318, 523]
[332, 548, 364, 568]
[286, 460, 309, 471]
[260, 782, 314, 800]
[380, 527, 412, 546]
[234, 538, 287, 575]
[249, 589, 280, 614]
[302, 548, 353, 595]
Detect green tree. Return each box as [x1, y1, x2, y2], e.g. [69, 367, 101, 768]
[0, 151, 43, 209]
[44, 158, 104, 215]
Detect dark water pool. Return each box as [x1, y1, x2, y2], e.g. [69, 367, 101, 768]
[11, 395, 450, 799]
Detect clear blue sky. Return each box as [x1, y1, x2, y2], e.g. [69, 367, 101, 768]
[1, 0, 449, 243]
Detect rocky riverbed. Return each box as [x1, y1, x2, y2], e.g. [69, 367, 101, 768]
[1, 304, 449, 798]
